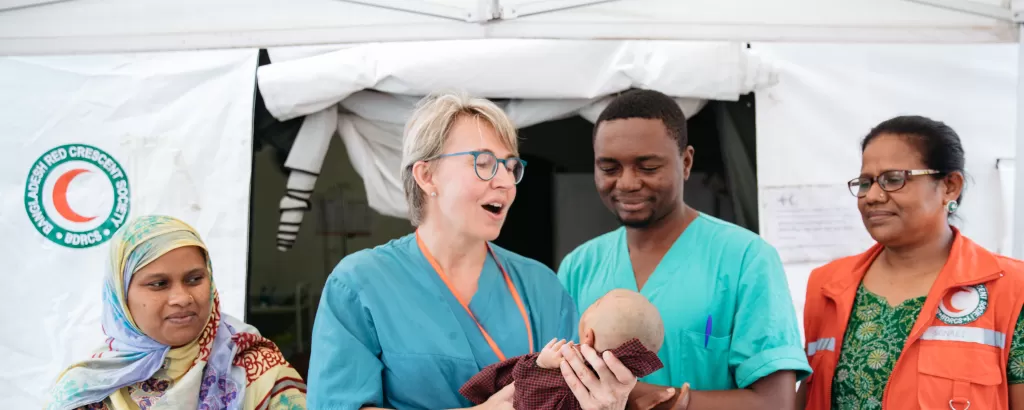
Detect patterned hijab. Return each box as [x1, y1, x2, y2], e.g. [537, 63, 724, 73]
[47, 215, 293, 410]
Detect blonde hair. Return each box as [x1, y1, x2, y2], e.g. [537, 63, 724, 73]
[400, 91, 519, 226]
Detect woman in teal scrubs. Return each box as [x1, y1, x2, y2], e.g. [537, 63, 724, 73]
[307, 91, 637, 410]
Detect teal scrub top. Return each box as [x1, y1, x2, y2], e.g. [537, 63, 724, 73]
[308, 233, 580, 410]
[557, 213, 811, 390]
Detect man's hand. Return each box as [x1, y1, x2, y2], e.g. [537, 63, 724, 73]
[627, 382, 676, 410]
[674, 371, 795, 410]
[670, 383, 690, 410]
[537, 338, 569, 369]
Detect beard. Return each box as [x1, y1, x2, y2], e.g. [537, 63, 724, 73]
[618, 214, 656, 228]
[616, 206, 672, 229]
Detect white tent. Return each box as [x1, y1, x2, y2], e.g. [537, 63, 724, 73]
[0, 0, 1017, 54]
[1, 0, 1022, 407]
[2, 0, 1021, 252]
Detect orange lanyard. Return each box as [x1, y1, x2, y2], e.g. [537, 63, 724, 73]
[416, 231, 534, 361]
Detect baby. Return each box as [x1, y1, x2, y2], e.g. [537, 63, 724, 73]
[460, 289, 671, 410]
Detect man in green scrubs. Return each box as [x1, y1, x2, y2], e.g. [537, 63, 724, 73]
[558, 89, 810, 409]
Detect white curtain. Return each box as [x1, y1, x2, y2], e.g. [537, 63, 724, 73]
[257, 39, 779, 250]
[998, 159, 1015, 256]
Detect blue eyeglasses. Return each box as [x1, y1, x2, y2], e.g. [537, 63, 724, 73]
[435, 151, 527, 184]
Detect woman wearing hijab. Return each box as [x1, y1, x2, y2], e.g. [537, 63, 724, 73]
[47, 215, 307, 410]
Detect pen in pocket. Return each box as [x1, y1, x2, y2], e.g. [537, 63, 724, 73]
[704, 315, 712, 348]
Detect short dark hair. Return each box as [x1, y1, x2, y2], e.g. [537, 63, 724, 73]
[862, 115, 966, 204]
[595, 89, 688, 150]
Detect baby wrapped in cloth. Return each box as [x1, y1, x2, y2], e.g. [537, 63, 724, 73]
[460, 289, 670, 410]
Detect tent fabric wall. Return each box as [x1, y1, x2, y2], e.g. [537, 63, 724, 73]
[1000, 158, 1016, 256]
[0, 0, 1015, 55]
[257, 40, 774, 249]
[0, 49, 258, 408]
[752, 42, 1018, 337]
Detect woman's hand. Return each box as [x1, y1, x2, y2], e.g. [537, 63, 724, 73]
[474, 382, 514, 410]
[559, 343, 636, 410]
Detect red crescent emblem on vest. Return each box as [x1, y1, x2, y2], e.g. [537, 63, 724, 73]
[941, 288, 966, 314]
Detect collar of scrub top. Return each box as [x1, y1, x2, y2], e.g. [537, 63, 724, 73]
[416, 230, 535, 361]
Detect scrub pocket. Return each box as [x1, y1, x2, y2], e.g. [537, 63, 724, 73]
[381, 351, 479, 409]
[660, 329, 732, 390]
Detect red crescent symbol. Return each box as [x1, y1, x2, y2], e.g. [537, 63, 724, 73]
[53, 168, 97, 223]
[941, 288, 966, 314]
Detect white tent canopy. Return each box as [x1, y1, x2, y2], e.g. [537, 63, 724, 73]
[3, 1, 1024, 408]
[0, 0, 1018, 56]
[0, 2, 1021, 268]
[1, 0, 1021, 252]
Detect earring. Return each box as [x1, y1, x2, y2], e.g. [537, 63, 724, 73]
[430, 192, 437, 197]
[946, 199, 959, 214]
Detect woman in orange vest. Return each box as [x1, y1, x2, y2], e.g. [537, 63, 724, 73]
[798, 115, 1024, 410]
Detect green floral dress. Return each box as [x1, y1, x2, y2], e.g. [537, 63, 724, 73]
[831, 284, 1024, 409]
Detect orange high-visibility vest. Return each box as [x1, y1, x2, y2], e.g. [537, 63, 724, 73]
[802, 229, 1024, 410]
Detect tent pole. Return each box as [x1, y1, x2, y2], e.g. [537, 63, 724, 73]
[500, 0, 616, 19]
[475, 0, 499, 21]
[1014, 22, 1024, 259]
[901, 0, 1012, 21]
[335, 0, 475, 21]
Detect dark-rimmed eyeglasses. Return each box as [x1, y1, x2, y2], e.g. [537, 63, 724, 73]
[435, 151, 527, 184]
[847, 169, 940, 197]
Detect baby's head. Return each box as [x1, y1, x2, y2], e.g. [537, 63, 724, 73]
[578, 289, 664, 353]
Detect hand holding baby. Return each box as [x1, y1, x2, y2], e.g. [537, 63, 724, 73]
[536, 338, 571, 368]
[459, 289, 666, 410]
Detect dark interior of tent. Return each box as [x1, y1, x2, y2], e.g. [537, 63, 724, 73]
[246, 49, 759, 378]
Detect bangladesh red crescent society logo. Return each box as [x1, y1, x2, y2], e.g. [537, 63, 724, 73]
[23, 144, 131, 249]
[936, 284, 988, 325]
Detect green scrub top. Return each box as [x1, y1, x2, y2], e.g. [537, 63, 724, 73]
[558, 213, 811, 390]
